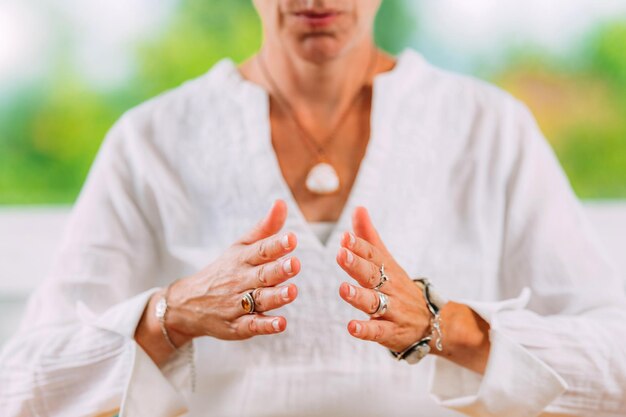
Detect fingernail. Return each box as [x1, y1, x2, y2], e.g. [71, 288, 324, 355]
[348, 285, 356, 299]
[281, 234, 290, 249]
[354, 322, 362, 334]
[344, 249, 354, 265]
[272, 319, 281, 331]
[281, 286, 290, 300]
[283, 258, 293, 274]
[347, 232, 356, 248]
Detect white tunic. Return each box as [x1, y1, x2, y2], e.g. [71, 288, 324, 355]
[309, 221, 337, 246]
[1, 49, 625, 417]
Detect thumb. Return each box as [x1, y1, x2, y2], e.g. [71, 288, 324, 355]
[352, 206, 388, 252]
[239, 199, 288, 244]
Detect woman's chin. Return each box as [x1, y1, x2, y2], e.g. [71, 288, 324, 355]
[294, 35, 351, 64]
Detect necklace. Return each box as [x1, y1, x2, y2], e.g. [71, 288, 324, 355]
[257, 47, 378, 195]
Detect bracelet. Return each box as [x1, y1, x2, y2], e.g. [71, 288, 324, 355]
[418, 278, 444, 352]
[155, 288, 179, 352]
[389, 277, 447, 364]
[154, 285, 196, 392]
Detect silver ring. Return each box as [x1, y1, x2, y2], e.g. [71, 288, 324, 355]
[374, 263, 389, 290]
[241, 290, 256, 314]
[370, 290, 388, 318]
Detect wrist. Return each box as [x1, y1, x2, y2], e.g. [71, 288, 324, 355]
[159, 278, 198, 346]
[431, 301, 491, 374]
[144, 289, 198, 392]
[155, 288, 193, 348]
[134, 292, 178, 366]
[390, 278, 445, 364]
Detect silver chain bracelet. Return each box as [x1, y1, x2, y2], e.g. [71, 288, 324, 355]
[155, 286, 196, 392]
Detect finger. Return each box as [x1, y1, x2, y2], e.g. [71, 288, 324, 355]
[351, 206, 389, 253]
[340, 231, 385, 267]
[252, 284, 298, 313]
[336, 247, 380, 289]
[234, 314, 286, 338]
[238, 199, 288, 245]
[347, 319, 395, 342]
[249, 256, 301, 287]
[246, 231, 297, 266]
[339, 282, 383, 316]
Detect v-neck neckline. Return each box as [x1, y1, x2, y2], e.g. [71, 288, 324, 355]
[221, 50, 414, 252]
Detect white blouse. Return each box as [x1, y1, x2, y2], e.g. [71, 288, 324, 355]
[309, 221, 337, 246]
[1, 49, 625, 417]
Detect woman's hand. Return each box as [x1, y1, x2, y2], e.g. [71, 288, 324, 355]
[336, 206, 432, 353]
[136, 199, 300, 365]
[336, 206, 491, 374]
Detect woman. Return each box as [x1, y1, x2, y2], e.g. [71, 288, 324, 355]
[2, 0, 625, 416]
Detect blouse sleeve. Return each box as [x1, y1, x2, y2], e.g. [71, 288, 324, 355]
[0, 115, 191, 417]
[428, 101, 626, 417]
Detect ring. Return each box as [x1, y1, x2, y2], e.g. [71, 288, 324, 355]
[374, 263, 389, 290]
[241, 290, 256, 314]
[370, 290, 388, 318]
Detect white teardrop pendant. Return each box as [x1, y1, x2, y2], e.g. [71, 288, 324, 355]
[305, 162, 340, 195]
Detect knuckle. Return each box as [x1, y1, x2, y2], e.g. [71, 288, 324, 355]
[227, 321, 239, 338]
[257, 241, 267, 259]
[248, 316, 258, 333]
[236, 251, 248, 266]
[233, 319, 252, 340]
[254, 290, 264, 311]
[369, 271, 378, 288]
[256, 264, 267, 284]
[373, 325, 384, 340]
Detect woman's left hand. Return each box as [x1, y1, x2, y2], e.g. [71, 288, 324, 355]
[335, 206, 433, 353]
[336, 206, 492, 373]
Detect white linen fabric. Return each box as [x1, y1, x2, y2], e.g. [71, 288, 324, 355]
[309, 221, 337, 246]
[1, 49, 625, 417]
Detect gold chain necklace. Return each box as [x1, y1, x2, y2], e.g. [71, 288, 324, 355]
[257, 47, 378, 195]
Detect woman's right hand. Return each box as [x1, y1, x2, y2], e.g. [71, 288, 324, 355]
[135, 199, 300, 364]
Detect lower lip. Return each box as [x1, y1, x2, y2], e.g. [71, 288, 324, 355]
[293, 12, 340, 27]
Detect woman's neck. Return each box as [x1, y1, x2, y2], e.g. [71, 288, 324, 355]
[239, 39, 394, 125]
[261, 40, 376, 108]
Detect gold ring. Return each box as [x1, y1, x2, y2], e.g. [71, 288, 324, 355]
[241, 290, 255, 314]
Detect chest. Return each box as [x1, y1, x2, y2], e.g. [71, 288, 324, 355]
[268, 98, 372, 222]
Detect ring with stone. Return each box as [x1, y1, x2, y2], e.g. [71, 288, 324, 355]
[370, 290, 389, 318]
[241, 290, 256, 314]
[374, 263, 389, 290]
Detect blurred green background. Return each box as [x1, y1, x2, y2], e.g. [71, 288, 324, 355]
[0, 0, 625, 204]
